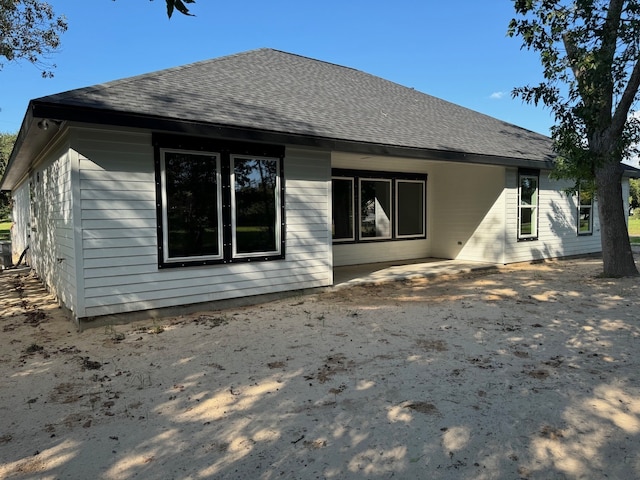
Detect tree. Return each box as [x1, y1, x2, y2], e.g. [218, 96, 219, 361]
[1, 1, 196, 78]
[0, 0, 67, 78]
[0, 132, 17, 220]
[509, 0, 640, 277]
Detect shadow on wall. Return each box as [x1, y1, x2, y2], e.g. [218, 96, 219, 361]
[28, 156, 75, 309]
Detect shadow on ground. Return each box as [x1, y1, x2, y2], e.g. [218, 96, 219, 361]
[1, 256, 639, 479]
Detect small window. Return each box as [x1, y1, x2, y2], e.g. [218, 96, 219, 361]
[518, 173, 539, 240]
[161, 150, 222, 263]
[578, 186, 593, 235]
[332, 177, 355, 241]
[231, 156, 281, 257]
[359, 178, 392, 240]
[396, 180, 425, 238]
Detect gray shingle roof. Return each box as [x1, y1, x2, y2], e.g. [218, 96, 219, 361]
[36, 48, 554, 162]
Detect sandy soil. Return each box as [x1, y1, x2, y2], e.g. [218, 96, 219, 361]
[1, 256, 640, 480]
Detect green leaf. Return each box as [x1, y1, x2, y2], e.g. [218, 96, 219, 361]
[165, 0, 195, 18]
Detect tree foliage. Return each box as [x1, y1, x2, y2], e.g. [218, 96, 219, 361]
[0, 0, 67, 78]
[509, 0, 640, 276]
[0, 132, 17, 220]
[2, 1, 196, 78]
[164, 0, 196, 18]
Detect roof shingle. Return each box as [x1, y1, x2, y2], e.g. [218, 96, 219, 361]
[36, 48, 554, 162]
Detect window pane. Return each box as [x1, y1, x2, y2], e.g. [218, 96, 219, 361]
[577, 184, 593, 234]
[397, 181, 425, 237]
[360, 179, 391, 238]
[332, 178, 354, 240]
[579, 190, 593, 206]
[520, 207, 535, 236]
[579, 208, 592, 233]
[519, 173, 538, 239]
[520, 177, 538, 206]
[233, 157, 279, 255]
[164, 152, 220, 259]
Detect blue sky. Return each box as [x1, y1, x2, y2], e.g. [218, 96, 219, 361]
[0, 0, 554, 135]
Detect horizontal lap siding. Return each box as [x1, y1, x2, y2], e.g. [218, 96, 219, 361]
[333, 240, 430, 266]
[27, 142, 77, 312]
[623, 180, 631, 225]
[76, 130, 157, 316]
[10, 184, 30, 264]
[279, 148, 332, 286]
[504, 169, 602, 263]
[74, 130, 332, 317]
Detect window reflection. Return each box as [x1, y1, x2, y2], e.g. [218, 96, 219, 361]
[233, 157, 280, 255]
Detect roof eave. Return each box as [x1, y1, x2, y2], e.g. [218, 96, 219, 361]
[1, 101, 556, 192]
[0, 102, 69, 191]
[623, 164, 640, 178]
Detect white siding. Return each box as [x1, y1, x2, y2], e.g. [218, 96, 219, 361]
[623, 179, 631, 224]
[285, 148, 333, 283]
[333, 240, 430, 266]
[10, 182, 30, 265]
[20, 124, 627, 320]
[71, 128, 332, 318]
[430, 163, 506, 263]
[504, 169, 601, 263]
[24, 139, 77, 312]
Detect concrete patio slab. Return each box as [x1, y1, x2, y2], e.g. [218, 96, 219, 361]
[333, 258, 499, 287]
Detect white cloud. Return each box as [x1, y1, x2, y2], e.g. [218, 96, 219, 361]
[490, 91, 506, 100]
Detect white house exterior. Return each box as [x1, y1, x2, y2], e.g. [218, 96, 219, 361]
[1, 49, 632, 325]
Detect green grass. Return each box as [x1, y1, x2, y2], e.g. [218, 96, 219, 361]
[0, 221, 10, 242]
[629, 217, 640, 245]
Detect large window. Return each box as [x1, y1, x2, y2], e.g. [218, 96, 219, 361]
[332, 170, 426, 243]
[232, 156, 281, 257]
[578, 185, 593, 235]
[155, 135, 284, 268]
[518, 171, 539, 240]
[161, 151, 223, 263]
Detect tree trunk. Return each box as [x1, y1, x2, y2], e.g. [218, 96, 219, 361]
[594, 161, 638, 277]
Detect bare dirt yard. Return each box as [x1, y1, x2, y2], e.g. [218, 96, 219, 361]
[1, 255, 640, 480]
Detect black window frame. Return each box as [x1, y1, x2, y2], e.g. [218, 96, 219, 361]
[154, 133, 285, 268]
[517, 169, 540, 241]
[577, 183, 594, 236]
[160, 149, 224, 263]
[331, 176, 356, 242]
[332, 169, 427, 244]
[395, 179, 427, 239]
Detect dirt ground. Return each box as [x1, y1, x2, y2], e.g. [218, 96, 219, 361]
[1, 255, 640, 480]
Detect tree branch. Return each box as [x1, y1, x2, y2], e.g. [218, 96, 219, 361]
[597, 0, 625, 120]
[611, 56, 640, 134]
[562, 33, 580, 78]
[600, 0, 625, 66]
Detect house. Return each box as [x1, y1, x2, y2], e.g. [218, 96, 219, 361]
[0, 48, 633, 326]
